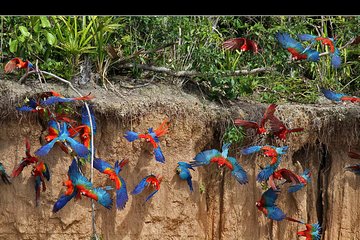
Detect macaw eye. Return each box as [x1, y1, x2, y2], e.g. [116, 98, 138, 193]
[176, 168, 181, 174]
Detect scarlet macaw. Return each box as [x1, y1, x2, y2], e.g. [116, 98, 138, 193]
[297, 222, 322, 240]
[276, 32, 319, 62]
[53, 159, 112, 212]
[268, 168, 311, 193]
[93, 158, 128, 209]
[268, 114, 304, 141]
[131, 174, 162, 202]
[234, 103, 277, 135]
[4, 57, 34, 73]
[0, 162, 11, 184]
[11, 138, 39, 178]
[190, 143, 248, 184]
[176, 162, 195, 192]
[124, 119, 169, 163]
[222, 37, 259, 53]
[321, 88, 360, 103]
[32, 161, 50, 207]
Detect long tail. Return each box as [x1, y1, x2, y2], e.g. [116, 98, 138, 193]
[288, 128, 304, 133]
[285, 217, 304, 224]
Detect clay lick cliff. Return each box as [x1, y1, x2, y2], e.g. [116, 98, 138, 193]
[0, 79, 360, 240]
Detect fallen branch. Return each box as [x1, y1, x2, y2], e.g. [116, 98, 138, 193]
[117, 63, 275, 77]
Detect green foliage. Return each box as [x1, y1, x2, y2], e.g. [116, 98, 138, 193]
[223, 125, 245, 145]
[199, 182, 206, 194]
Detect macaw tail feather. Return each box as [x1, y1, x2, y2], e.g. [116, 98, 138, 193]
[16, 106, 36, 112]
[92, 187, 112, 209]
[35, 138, 58, 156]
[285, 217, 304, 224]
[11, 161, 27, 178]
[288, 128, 304, 133]
[116, 177, 128, 210]
[154, 146, 165, 163]
[1, 173, 11, 184]
[268, 206, 287, 221]
[35, 176, 41, 207]
[241, 146, 262, 155]
[66, 137, 90, 158]
[53, 192, 76, 213]
[186, 177, 194, 192]
[288, 183, 305, 193]
[124, 131, 139, 142]
[145, 190, 158, 202]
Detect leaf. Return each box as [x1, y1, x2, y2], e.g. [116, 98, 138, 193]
[40, 16, 51, 28]
[46, 32, 56, 46]
[19, 26, 30, 37]
[9, 39, 18, 53]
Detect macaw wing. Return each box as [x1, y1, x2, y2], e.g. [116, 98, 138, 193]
[4, 59, 18, 73]
[154, 119, 169, 138]
[177, 161, 195, 171]
[145, 190, 158, 202]
[186, 176, 194, 192]
[81, 105, 96, 133]
[348, 151, 360, 159]
[260, 103, 277, 127]
[304, 48, 320, 62]
[240, 145, 262, 155]
[91, 187, 113, 209]
[190, 149, 221, 167]
[268, 116, 286, 133]
[131, 177, 149, 195]
[277, 169, 301, 184]
[114, 159, 129, 175]
[222, 38, 245, 51]
[93, 158, 113, 173]
[52, 191, 76, 213]
[331, 49, 341, 68]
[73, 173, 93, 190]
[116, 176, 128, 209]
[267, 206, 286, 221]
[65, 136, 90, 158]
[345, 164, 360, 173]
[124, 130, 140, 142]
[16, 105, 36, 112]
[233, 119, 259, 129]
[321, 88, 345, 102]
[68, 158, 81, 180]
[261, 188, 279, 207]
[228, 157, 248, 184]
[247, 39, 259, 53]
[35, 176, 42, 207]
[154, 146, 165, 163]
[11, 159, 29, 178]
[42, 162, 51, 181]
[288, 183, 305, 193]
[297, 34, 317, 42]
[40, 96, 74, 106]
[35, 137, 58, 156]
[257, 165, 278, 182]
[276, 32, 304, 52]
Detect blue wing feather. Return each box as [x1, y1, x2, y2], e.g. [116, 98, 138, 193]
[43, 162, 51, 181]
[35, 137, 58, 156]
[65, 136, 89, 158]
[267, 206, 286, 221]
[321, 88, 345, 102]
[52, 191, 76, 213]
[124, 131, 140, 142]
[81, 105, 96, 133]
[145, 190, 158, 202]
[154, 146, 165, 163]
[241, 145, 262, 155]
[91, 187, 112, 209]
[116, 177, 128, 209]
[41, 96, 74, 106]
[93, 158, 113, 173]
[190, 149, 221, 167]
[288, 183, 305, 193]
[276, 32, 304, 52]
[331, 50, 341, 68]
[131, 177, 149, 195]
[262, 188, 279, 207]
[297, 34, 316, 42]
[228, 157, 248, 184]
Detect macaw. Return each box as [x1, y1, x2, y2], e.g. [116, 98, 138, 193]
[222, 37, 259, 53]
[234, 103, 277, 135]
[345, 150, 360, 175]
[241, 145, 288, 182]
[276, 32, 319, 62]
[320, 88, 360, 103]
[53, 159, 112, 212]
[0, 162, 11, 184]
[176, 162, 195, 192]
[11, 138, 39, 177]
[4, 57, 34, 73]
[93, 158, 129, 209]
[298, 34, 341, 68]
[35, 122, 89, 158]
[124, 119, 169, 163]
[297, 222, 322, 240]
[32, 161, 50, 207]
[190, 143, 248, 184]
[131, 174, 162, 202]
[40, 93, 94, 106]
[268, 115, 304, 141]
[256, 188, 303, 223]
[268, 168, 311, 193]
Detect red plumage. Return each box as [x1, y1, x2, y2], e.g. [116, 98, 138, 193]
[222, 37, 259, 53]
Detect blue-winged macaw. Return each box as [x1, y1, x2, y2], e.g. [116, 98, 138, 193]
[297, 222, 322, 240]
[298, 34, 341, 68]
[256, 188, 303, 223]
[176, 162, 195, 192]
[0, 162, 11, 184]
[32, 161, 50, 207]
[321, 88, 360, 103]
[11, 138, 39, 177]
[93, 158, 128, 209]
[124, 119, 169, 163]
[53, 159, 112, 212]
[131, 174, 162, 202]
[241, 145, 288, 182]
[345, 150, 360, 175]
[276, 32, 319, 62]
[35, 122, 89, 158]
[190, 143, 248, 184]
[40, 93, 94, 106]
[268, 168, 311, 193]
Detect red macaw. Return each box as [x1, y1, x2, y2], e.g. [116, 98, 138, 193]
[268, 168, 311, 193]
[234, 103, 277, 135]
[222, 37, 259, 53]
[124, 119, 169, 163]
[131, 174, 162, 202]
[4, 57, 34, 73]
[268, 114, 304, 141]
[297, 222, 322, 240]
[320, 88, 360, 103]
[32, 161, 50, 207]
[93, 158, 129, 209]
[11, 138, 39, 178]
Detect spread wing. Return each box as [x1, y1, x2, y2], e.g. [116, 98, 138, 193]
[222, 38, 245, 51]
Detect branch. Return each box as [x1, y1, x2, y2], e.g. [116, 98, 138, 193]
[117, 63, 275, 77]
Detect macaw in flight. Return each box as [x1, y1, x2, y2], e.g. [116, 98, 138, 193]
[321, 88, 360, 103]
[276, 32, 319, 62]
[345, 150, 360, 175]
[0, 162, 11, 185]
[268, 114, 304, 141]
[93, 158, 129, 209]
[124, 119, 170, 163]
[4, 57, 34, 73]
[131, 174, 162, 202]
[298, 34, 341, 68]
[176, 162, 195, 192]
[53, 159, 112, 212]
[11, 138, 39, 178]
[222, 37, 259, 53]
[40, 92, 94, 106]
[32, 161, 50, 207]
[234, 103, 277, 135]
[268, 168, 311, 193]
[297, 222, 322, 240]
[190, 143, 248, 185]
[241, 145, 288, 182]
[35, 122, 89, 158]
[256, 188, 303, 223]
